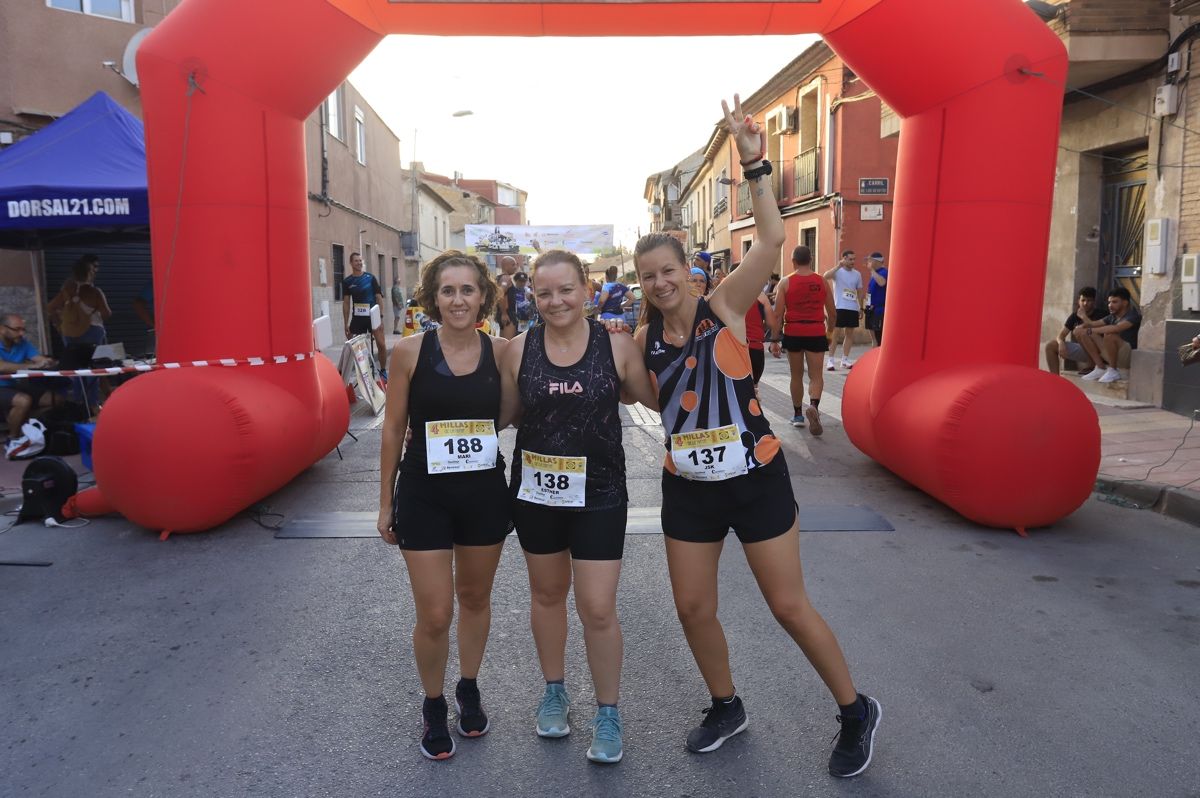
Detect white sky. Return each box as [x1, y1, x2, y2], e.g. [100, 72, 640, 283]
[349, 34, 818, 252]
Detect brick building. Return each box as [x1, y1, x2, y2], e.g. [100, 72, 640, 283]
[0, 0, 415, 351]
[673, 41, 898, 289]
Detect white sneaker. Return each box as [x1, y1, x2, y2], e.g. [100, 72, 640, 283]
[840, 358, 855, 369]
[1098, 367, 1122, 384]
[825, 358, 835, 371]
[1080, 367, 1106, 381]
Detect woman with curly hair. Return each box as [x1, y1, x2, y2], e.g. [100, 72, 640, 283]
[377, 250, 511, 761]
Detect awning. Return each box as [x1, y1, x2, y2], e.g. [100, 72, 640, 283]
[0, 91, 148, 249]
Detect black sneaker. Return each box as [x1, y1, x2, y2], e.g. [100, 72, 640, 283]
[420, 696, 456, 761]
[455, 679, 491, 738]
[686, 695, 749, 753]
[828, 694, 881, 777]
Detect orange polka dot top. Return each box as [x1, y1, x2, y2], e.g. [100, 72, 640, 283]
[645, 298, 783, 477]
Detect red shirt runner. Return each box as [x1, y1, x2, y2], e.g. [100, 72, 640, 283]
[782, 272, 827, 338]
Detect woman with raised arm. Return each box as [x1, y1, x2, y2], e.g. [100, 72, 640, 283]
[631, 95, 881, 778]
[498, 248, 655, 765]
[377, 251, 512, 761]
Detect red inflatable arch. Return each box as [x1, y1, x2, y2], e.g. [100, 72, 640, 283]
[85, 0, 1098, 533]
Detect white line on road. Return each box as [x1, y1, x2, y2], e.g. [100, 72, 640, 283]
[758, 368, 845, 422]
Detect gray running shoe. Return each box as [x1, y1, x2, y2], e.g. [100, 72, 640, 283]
[805, 405, 823, 436]
[586, 706, 623, 763]
[536, 683, 571, 738]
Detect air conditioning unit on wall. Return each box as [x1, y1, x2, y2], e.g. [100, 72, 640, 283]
[767, 105, 795, 135]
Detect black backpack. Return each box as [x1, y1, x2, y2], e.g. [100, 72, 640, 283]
[18, 456, 78, 524]
[37, 403, 89, 456]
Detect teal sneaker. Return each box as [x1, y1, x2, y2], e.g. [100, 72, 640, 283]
[586, 706, 623, 764]
[536, 683, 571, 738]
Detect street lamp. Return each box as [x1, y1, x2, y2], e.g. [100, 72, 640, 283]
[411, 111, 476, 268]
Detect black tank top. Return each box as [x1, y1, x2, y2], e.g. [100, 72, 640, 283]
[645, 298, 783, 476]
[400, 330, 505, 476]
[512, 320, 625, 510]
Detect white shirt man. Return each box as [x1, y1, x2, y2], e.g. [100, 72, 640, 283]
[820, 250, 864, 369]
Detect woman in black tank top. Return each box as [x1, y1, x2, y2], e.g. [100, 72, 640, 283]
[497, 249, 655, 764]
[378, 251, 512, 762]
[627, 97, 880, 777]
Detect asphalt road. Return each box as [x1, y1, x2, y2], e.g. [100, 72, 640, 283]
[2, 354, 1198, 797]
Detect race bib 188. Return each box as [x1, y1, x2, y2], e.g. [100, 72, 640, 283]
[425, 420, 498, 474]
[518, 450, 587, 507]
[670, 424, 748, 482]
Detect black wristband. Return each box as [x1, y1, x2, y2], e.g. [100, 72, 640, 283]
[743, 159, 773, 180]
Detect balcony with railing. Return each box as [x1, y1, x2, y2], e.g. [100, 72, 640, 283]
[736, 180, 751, 217]
[793, 147, 820, 197]
[736, 161, 785, 217]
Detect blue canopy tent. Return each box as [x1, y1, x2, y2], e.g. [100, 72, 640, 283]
[0, 91, 148, 249]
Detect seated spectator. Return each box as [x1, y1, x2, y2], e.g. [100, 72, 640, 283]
[0, 313, 58, 437]
[1077, 286, 1141, 384]
[1044, 286, 1106, 375]
[597, 265, 632, 321]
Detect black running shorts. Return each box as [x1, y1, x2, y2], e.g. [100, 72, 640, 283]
[661, 464, 796, 545]
[834, 309, 861, 329]
[513, 502, 627, 560]
[782, 335, 829, 353]
[348, 315, 373, 335]
[392, 468, 513, 551]
[749, 348, 765, 384]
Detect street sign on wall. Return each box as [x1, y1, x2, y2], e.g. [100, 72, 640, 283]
[859, 178, 889, 195]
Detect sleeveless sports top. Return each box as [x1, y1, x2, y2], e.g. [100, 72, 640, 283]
[744, 299, 765, 351]
[512, 320, 625, 510]
[646, 298, 782, 477]
[70, 284, 105, 328]
[782, 272, 827, 338]
[400, 330, 504, 476]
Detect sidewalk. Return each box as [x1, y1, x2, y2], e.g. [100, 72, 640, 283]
[1092, 400, 1200, 523]
[781, 346, 1200, 526]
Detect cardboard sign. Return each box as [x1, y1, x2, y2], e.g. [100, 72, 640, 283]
[339, 334, 386, 416]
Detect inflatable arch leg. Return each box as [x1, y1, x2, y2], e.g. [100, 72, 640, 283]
[94, 0, 1094, 533]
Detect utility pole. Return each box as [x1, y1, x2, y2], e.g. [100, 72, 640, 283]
[410, 129, 419, 294]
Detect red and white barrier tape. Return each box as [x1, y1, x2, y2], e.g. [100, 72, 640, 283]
[14, 352, 317, 378]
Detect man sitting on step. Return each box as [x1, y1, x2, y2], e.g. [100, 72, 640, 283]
[1044, 286, 1106, 375]
[1076, 287, 1141, 384]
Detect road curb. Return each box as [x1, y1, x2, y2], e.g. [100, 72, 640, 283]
[1094, 477, 1200, 526]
